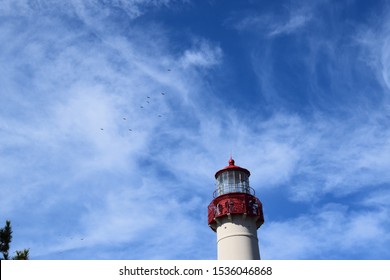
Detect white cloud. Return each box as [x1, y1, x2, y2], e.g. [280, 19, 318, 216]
[180, 39, 223, 68]
[261, 203, 390, 259]
[268, 14, 312, 36]
[230, 3, 313, 37]
[2, 0, 390, 260]
[381, 39, 390, 92]
[358, 28, 390, 94]
[0, 1, 220, 259]
[362, 189, 390, 208]
[0, 0, 178, 19]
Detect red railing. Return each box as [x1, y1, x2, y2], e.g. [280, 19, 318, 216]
[208, 192, 264, 231]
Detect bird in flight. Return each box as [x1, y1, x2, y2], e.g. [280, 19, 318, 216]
[161, 92, 165, 95]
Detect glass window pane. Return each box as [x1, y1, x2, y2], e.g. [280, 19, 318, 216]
[216, 170, 251, 195]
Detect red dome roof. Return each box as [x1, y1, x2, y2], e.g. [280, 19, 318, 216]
[214, 158, 251, 179]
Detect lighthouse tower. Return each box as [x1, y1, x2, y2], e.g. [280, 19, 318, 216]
[208, 158, 264, 260]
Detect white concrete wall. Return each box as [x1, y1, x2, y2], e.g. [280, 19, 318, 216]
[216, 215, 260, 260]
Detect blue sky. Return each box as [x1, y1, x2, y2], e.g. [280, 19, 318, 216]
[1, 0, 390, 260]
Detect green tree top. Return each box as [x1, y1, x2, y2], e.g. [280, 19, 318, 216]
[0, 220, 29, 260]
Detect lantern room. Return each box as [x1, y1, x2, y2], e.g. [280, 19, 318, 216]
[214, 158, 253, 197]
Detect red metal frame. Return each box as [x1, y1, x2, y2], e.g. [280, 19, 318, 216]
[208, 192, 264, 232]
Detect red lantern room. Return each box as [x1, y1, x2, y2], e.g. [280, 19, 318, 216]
[208, 158, 264, 231]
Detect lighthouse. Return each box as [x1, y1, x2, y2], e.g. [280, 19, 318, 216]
[208, 158, 264, 260]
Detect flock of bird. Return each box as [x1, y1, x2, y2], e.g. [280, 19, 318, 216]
[100, 69, 171, 133]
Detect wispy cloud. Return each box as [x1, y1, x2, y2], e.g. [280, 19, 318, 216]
[179, 39, 223, 68]
[0, 0, 222, 259]
[1, 0, 390, 260]
[230, 2, 313, 37]
[0, 0, 177, 19]
[262, 202, 390, 259]
[268, 13, 312, 36]
[356, 17, 390, 95]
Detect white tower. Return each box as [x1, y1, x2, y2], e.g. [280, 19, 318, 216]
[208, 158, 264, 260]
